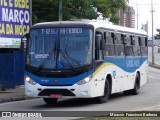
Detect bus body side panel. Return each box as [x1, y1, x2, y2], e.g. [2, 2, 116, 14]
[103, 57, 148, 93]
[139, 59, 148, 86]
[92, 62, 124, 95]
[92, 63, 108, 97]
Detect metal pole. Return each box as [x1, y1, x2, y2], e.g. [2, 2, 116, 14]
[128, 7, 129, 27]
[30, 0, 32, 26]
[151, 0, 155, 64]
[136, 0, 138, 29]
[58, 0, 62, 21]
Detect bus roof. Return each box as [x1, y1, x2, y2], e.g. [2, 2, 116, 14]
[32, 20, 147, 36]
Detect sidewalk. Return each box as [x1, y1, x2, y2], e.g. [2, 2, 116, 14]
[149, 62, 160, 69]
[0, 86, 29, 103]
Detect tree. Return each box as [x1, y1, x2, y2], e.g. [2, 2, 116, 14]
[32, 0, 59, 24]
[62, 0, 98, 20]
[32, 0, 128, 24]
[94, 0, 128, 24]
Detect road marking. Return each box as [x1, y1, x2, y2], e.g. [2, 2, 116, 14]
[0, 98, 41, 106]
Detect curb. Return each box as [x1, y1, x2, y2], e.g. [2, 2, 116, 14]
[0, 96, 33, 104]
[149, 62, 160, 69]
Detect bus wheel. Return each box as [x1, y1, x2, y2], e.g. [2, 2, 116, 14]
[96, 80, 110, 103]
[131, 74, 140, 95]
[43, 98, 58, 104]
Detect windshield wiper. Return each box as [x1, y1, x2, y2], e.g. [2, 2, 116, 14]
[37, 48, 56, 72]
[64, 48, 80, 66]
[58, 49, 75, 71]
[37, 40, 57, 72]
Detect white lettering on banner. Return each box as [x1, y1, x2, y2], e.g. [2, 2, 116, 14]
[2, 8, 30, 25]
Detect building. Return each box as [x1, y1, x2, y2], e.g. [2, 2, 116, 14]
[118, 6, 135, 28]
[141, 21, 149, 33]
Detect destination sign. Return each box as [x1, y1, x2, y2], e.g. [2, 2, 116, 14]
[40, 28, 83, 35]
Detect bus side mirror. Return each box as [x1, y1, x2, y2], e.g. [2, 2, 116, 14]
[20, 33, 29, 52]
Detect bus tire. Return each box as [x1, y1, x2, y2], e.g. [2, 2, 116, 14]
[131, 74, 140, 95]
[96, 80, 110, 103]
[43, 98, 58, 104]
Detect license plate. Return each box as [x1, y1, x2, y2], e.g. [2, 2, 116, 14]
[50, 94, 62, 98]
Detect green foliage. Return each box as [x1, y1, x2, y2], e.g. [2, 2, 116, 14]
[32, 0, 127, 24]
[32, 0, 59, 24]
[63, 0, 98, 20]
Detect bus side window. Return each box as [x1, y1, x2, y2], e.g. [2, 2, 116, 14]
[140, 36, 148, 56]
[125, 34, 134, 56]
[104, 32, 115, 56]
[133, 36, 141, 56]
[114, 33, 125, 56]
[95, 32, 104, 60]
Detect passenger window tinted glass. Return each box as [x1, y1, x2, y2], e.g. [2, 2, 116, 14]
[95, 33, 103, 60]
[125, 35, 134, 56]
[115, 33, 122, 44]
[140, 37, 148, 56]
[104, 32, 115, 56]
[104, 44, 115, 56]
[105, 32, 114, 44]
[115, 33, 124, 56]
[140, 37, 146, 46]
[125, 35, 131, 45]
[134, 36, 140, 46]
[133, 36, 141, 56]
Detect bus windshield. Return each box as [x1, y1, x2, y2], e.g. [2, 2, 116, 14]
[27, 27, 93, 70]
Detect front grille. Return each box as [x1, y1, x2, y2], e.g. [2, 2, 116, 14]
[38, 89, 75, 96]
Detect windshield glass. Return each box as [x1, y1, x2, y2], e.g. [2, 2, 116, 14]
[27, 27, 93, 70]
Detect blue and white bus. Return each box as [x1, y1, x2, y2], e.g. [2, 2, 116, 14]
[23, 20, 148, 104]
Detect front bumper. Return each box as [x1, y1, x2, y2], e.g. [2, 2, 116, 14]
[25, 81, 94, 98]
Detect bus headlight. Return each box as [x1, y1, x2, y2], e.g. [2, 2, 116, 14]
[25, 76, 37, 85]
[77, 75, 92, 85]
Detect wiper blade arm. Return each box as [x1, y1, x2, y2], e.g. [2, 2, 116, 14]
[65, 48, 80, 66]
[38, 40, 57, 72]
[58, 49, 75, 71]
[37, 48, 56, 72]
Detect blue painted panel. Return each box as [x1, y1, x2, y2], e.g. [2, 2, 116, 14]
[25, 70, 93, 85]
[0, 53, 15, 89]
[0, 51, 25, 89]
[25, 57, 148, 86]
[105, 57, 148, 73]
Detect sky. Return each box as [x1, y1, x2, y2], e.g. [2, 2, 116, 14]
[129, 0, 160, 37]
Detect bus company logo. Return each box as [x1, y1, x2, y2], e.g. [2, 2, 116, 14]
[54, 80, 58, 83]
[112, 71, 116, 77]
